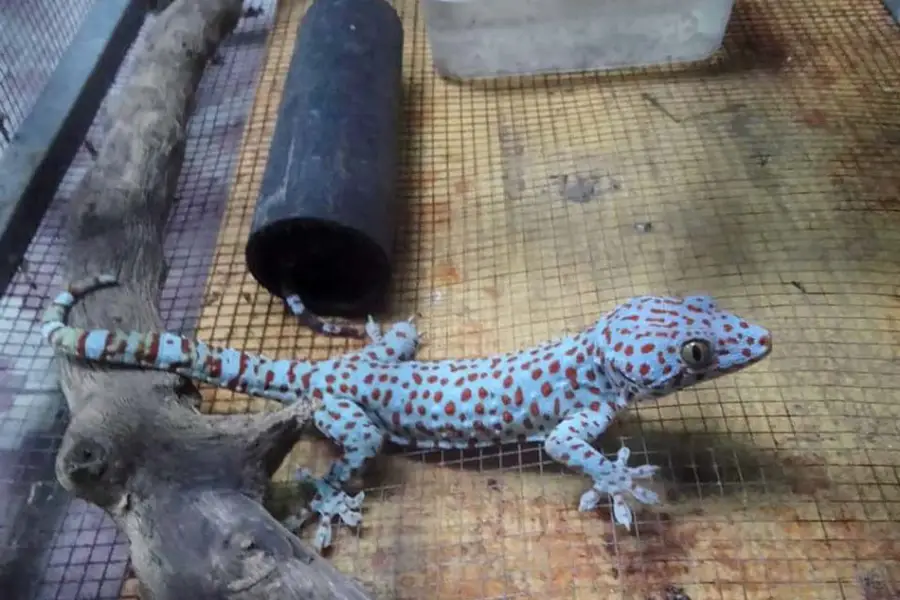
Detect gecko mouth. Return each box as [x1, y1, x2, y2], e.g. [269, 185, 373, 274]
[650, 371, 688, 392]
[615, 369, 688, 395]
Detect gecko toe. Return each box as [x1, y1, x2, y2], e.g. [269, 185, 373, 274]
[630, 464, 658, 479]
[612, 494, 634, 529]
[313, 518, 333, 552]
[344, 490, 365, 510]
[631, 485, 659, 505]
[578, 488, 602, 512]
[338, 507, 362, 528]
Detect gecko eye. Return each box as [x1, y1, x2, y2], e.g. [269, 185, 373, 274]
[680, 339, 714, 370]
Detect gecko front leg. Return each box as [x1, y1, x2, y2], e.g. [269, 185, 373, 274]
[544, 402, 660, 529]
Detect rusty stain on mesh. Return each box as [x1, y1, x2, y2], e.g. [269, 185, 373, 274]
[0, 2, 278, 599]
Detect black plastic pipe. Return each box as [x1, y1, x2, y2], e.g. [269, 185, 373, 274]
[246, 0, 404, 321]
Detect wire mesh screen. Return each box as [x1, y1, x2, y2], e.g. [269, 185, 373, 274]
[0, 3, 276, 599]
[0, 0, 98, 156]
[202, 0, 900, 598]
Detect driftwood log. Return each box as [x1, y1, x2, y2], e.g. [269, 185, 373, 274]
[51, 0, 375, 598]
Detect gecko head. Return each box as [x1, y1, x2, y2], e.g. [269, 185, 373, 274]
[596, 294, 772, 400]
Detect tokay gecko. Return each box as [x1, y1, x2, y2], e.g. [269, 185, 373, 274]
[41, 274, 772, 551]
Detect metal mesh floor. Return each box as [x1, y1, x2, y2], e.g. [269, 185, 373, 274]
[202, 0, 900, 598]
[0, 4, 277, 599]
[2, 0, 900, 598]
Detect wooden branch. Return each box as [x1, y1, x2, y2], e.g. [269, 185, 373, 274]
[49, 0, 375, 597]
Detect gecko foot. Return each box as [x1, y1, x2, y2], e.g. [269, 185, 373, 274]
[294, 468, 365, 552]
[577, 446, 660, 529]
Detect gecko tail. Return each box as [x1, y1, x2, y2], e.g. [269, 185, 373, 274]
[40, 274, 120, 342]
[284, 293, 366, 339]
[41, 276, 317, 403]
[39, 274, 201, 376]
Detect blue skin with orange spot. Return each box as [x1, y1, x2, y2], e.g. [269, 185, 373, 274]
[41, 274, 772, 551]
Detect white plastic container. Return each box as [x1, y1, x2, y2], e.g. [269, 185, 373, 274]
[421, 0, 736, 80]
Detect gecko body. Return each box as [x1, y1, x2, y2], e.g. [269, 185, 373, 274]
[42, 275, 772, 551]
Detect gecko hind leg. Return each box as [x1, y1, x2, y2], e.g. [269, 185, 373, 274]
[347, 314, 420, 363]
[300, 317, 419, 443]
[544, 406, 661, 529]
[292, 397, 385, 551]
